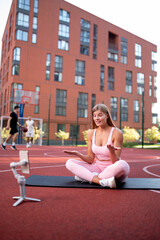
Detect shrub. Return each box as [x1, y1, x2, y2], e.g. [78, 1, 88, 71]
[122, 126, 140, 143]
[145, 126, 160, 142]
[55, 130, 69, 145]
[82, 129, 91, 145]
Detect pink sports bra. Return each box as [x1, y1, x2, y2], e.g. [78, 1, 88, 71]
[92, 127, 114, 161]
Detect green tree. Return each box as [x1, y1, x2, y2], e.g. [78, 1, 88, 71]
[82, 129, 91, 145]
[55, 130, 69, 145]
[145, 126, 160, 142]
[123, 126, 140, 143]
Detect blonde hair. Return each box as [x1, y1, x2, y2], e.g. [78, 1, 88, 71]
[91, 104, 116, 129]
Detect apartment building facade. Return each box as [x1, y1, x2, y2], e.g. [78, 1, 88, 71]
[0, 0, 158, 143]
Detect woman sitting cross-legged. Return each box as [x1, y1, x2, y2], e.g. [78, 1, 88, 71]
[64, 103, 130, 188]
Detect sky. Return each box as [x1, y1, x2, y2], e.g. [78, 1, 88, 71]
[0, 0, 159, 114]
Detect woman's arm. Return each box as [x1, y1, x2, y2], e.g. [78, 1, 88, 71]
[107, 128, 123, 163]
[64, 130, 95, 164]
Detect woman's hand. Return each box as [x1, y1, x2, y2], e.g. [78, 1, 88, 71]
[63, 150, 78, 155]
[107, 144, 121, 152]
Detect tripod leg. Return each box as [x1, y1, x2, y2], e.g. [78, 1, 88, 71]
[13, 197, 24, 207]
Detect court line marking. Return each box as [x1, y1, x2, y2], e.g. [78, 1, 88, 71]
[143, 164, 160, 194]
[0, 164, 65, 173]
[143, 164, 160, 178]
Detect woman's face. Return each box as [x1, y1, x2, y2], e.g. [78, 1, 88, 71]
[93, 110, 107, 127]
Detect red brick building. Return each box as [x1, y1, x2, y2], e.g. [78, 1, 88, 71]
[0, 0, 158, 144]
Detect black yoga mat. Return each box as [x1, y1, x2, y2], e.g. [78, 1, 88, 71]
[26, 175, 160, 189]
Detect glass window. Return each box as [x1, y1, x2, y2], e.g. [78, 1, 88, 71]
[110, 97, 117, 121]
[34, 0, 38, 13]
[46, 70, 50, 80]
[59, 9, 70, 23]
[56, 89, 67, 116]
[70, 125, 79, 139]
[75, 60, 85, 85]
[76, 60, 85, 73]
[57, 124, 65, 132]
[121, 98, 128, 122]
[17, 12, 29, 28]
[58, 40, 69, 51]
[59, 24, 69, 38]
[16, 29, 28, 41]
[13, 47, 21, 61]
[32, 33, 37, 43]
[135, 43, 142, 57]
[100, 65, 104, 91]
[12, 65, 19, 75]
[55, 56, 63, 69]
[34, 86, 40, 114]
[134, 100, 139, 122]
[77, 92, 88, 118]
[18, 0, 30, 11]
[33, 17, 38, 30]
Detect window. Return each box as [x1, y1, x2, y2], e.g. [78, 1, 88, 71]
[93, 24, 98, 59]
[121, 37, 127, 64]
[59, 24, 69, 38]
[108, 67, 114, 90]
[56, 89, 67, 116]
[121, 98, 128, 122]
[58, 40, 69, 51]
[58, 9, 70, 51]
[125, 71, 132, 93]
[135, 43, 142, 68]
[110, 97, 117, 121]
[75, 60, 85, 85]
[154, 76, 157, 97]
[12, 47, 21, 76]
[57, 124, 65, 132]
[149, 75, 152, 97]
[10, 83, 23, 110]
[91, 94, 96, 109]
[12, 65, 20, 75]
[151, 51, 157, 71]
[59, 9, 70, 23]
[137, 73, 144, 95]
[33, 17, 38, 30]
[100, 65, 104, 91]
[80, 19, 90, 56]
[16, 29, 28, 41]
[70, 125, 79, 139]
[134, 100, 139, 122]
[46, 54, 51, 80]
[32, 33, 37, 43]
[18, 0, 30, 11]
[77, 93, 88, 118]
[17, 12, 29, 28]
[13, 47, 21, 61]
[34, 0, 38, 13]
[108, 32, 118, 62]
[34, 86, 40, 114]
[135, 44, 142, 57]
[54, 56, 63, 82]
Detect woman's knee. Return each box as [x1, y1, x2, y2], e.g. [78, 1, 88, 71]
[115, 160, 130, 175]
[65, 159, 78, 170]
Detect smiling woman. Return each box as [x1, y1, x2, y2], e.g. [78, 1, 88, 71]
[64, 103, 130, 189]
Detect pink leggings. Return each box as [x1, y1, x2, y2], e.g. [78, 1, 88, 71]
[66, 159, 130, 183]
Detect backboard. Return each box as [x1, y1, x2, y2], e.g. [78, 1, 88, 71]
[13, 89, 39, 105]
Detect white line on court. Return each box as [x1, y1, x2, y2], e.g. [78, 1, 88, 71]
[143, 164, 160, 178]
[143, 164, 160, 194]
[0, 164, 65, 173]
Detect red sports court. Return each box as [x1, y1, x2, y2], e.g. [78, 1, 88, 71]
[0, 145, 160, 240]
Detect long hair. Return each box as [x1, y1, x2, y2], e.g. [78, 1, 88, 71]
[91, 104, 116, 129]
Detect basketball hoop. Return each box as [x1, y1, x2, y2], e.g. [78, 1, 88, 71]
[22, 96, 31, 106]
